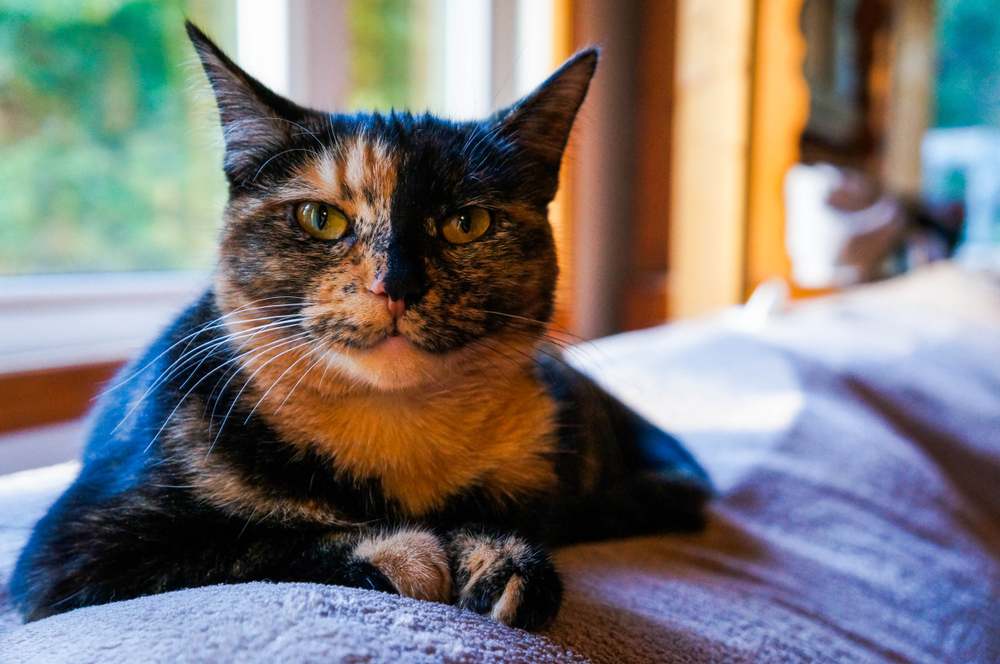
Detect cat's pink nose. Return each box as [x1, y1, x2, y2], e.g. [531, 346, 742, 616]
[368, 275, 406, 319]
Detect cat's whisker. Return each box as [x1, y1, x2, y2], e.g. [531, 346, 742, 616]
[207, 335, 315, 454]
[111, 317, 307, 434]
[468, 308, 586, 343]
[199, 326, 311, 412]
[273, 349, 327, 415]
[139, 331, 311, 454]
[242, 343, 321, 423]
[200, 328, 313, 420]
[479, 337, 543, 369]
[101, 297, 309, 397]
[106, 305, 307, 401]
[463, 339, 524, 377]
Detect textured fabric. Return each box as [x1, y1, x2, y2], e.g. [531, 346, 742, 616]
[2, 264, 999, 663]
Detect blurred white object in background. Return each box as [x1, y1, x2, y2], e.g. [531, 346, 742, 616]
[739, 278, 790, 331]
[785, 163, 906, 288]
[923, 127, 1000, 271]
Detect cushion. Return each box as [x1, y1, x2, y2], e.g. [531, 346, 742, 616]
[2, 264, 999, 663]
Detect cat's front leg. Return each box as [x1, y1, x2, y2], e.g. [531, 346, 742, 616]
[447, 527, 562, 630]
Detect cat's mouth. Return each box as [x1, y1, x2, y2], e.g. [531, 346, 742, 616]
[370, 334, 412, 353]
[361, 325, 419, 353]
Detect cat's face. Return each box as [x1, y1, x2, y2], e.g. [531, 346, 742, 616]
[188, 23, 596, 390]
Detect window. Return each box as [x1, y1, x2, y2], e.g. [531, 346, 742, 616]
[0, 0, 231, 274]
[925, 0, 1000, 259]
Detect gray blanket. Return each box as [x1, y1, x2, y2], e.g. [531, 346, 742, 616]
[2, 265, 999, 663]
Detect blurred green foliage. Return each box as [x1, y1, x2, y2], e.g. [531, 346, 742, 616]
[936, 0, 1000, 127]
[348, 0, 422, 111]
[0, 0, 420, 275]
[0, 0, 233, 274]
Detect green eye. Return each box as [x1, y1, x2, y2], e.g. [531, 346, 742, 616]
[441, 207, 491, 244]
[295, 202, 349, 241]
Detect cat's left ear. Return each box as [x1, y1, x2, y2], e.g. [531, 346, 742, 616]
[496, 48, 599, 171]
[186, 21, 305, 187]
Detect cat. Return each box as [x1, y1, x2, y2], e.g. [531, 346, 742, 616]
[11, 22, 711, 630]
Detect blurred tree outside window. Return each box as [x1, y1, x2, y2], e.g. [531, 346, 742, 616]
[931, 0, 1000, 250]
[935, 0, 1000, 128]
[0, 0, 233, 274]
[348, 0, 426, 111]
[0, 0, 425, 276]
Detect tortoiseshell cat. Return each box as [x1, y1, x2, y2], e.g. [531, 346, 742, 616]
[12, 23, 710, 629]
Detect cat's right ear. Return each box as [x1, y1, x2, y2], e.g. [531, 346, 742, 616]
[186, 21, 302, 186]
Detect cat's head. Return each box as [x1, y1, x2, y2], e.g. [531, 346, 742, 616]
[187, 22, 596, 391]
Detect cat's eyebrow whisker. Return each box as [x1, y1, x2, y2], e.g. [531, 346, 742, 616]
[266, 116, 326, 151]
[249, 147, 322, 185]
[462, 120, 507, 169]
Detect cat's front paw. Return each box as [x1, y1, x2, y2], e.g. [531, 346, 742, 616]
[352, 528, 452, 602]
[450, 530, 562, 630]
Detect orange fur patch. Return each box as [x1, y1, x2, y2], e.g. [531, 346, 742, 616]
[213, 288, 558, 517]
[490, 574, 525, 625]
[354, 528, 451, 602]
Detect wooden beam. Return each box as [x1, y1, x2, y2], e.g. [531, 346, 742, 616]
[0, 361, 121, 433]
[622, 0, 676, 330]
[745, 0, 808, 296]
[883, 0, 935, 197]
[568, 0, 641, 338]
[549, 0, 577, 336]
[669, 0, 755, 318]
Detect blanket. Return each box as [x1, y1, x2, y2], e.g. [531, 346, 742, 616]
[1, 264, 999, 663]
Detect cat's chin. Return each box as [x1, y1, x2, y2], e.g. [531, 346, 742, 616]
[324, 335, 446, 391]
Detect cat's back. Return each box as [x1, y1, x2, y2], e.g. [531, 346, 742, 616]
[78, 290, 221, 490]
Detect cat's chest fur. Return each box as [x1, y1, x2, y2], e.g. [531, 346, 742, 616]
[255, 368, 560, 516]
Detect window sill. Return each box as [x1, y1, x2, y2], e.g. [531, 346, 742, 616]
[0, 271, 207, 432]
[0, 271, 206, 374]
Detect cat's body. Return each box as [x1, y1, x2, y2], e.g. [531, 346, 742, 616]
[12, 23, 710, 629]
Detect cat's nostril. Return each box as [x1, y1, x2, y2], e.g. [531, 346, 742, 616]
[368, 276, 387, 297]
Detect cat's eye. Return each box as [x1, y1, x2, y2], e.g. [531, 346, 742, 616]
[441, 207, 491, 244]
[295, 202, 349, 241]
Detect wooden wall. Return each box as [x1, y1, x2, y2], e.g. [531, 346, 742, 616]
[668, 0, 757, 318]
[668, 0, 809, 315]
[746, 0, 809, 296]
